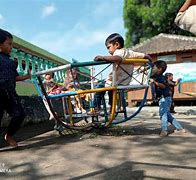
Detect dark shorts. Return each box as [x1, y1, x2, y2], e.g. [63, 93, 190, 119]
[0, 89, 25, 119]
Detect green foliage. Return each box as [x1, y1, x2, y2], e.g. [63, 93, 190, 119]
[123, 0, 193, 47]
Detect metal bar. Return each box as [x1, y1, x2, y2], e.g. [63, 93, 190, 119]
[70, 60, 111, 68]
[36, 64, 71, 76]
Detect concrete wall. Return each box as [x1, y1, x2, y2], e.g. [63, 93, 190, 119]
[1, 96, 63, 127]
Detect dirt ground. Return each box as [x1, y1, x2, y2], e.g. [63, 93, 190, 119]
[0, 106, 196, 180]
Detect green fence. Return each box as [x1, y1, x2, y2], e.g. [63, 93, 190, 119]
[11, 35, 90, 95]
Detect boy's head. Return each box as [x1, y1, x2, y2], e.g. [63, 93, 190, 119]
[105, 33, 124, 55]
[0, 29, 13, 55]
[44, 72, 54, 80]
[151, 60, 167, 77]
[165, 72, 173, 80]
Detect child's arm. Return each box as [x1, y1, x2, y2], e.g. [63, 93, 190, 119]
[154, 80, 166, 89]
[138, 54, 153, 74]
[167, 80, 176, 87]
[144, 54, 152, 62]
[175, 78, 182, 86]
[94, 55, 122, 63]
[150, 79, 166, 89]
[47, 85, 58, 94]
[16, 70, 31, 81]
[179, 0, 196, 12]
[167, 79, 181, 87]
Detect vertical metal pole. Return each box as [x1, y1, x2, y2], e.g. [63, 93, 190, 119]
[112, 63, 116, 86]
[91, 66, 95, 98]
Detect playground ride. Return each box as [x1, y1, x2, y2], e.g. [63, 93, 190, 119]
[35, 59, 152, 133]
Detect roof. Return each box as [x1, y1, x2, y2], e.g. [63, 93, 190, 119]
[131, 33, 196, 55]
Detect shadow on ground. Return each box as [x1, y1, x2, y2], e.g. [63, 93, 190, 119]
[0, 122, 160, 151]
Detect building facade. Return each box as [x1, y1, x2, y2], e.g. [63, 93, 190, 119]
[128, 33, 196, 106]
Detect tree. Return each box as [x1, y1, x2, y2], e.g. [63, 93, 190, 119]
[123, 0, 193, 47]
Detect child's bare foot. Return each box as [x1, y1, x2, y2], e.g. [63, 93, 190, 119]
[4, 134, 18, 147]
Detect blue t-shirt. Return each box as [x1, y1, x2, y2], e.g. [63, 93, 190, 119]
[153, 75, 170, 99]
[0, 53, 19, 92]
[95, 80, 105, 88]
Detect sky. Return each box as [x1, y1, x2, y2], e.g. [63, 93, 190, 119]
[0, 0, 125, 63]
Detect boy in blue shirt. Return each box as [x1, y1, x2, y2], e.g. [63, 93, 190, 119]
[0, 29, 31, 147]
[150, 60, 186, 137]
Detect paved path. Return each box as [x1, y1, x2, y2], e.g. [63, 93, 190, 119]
[0, 106, 196, 180]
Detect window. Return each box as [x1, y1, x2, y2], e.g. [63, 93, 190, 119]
[181, 55, 193, 62]
[157, 55, 176, 62]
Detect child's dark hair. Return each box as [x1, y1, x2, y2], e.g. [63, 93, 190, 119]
[154, 60, 167, 73]
[105, 33, 124, 48]
[0, 28, 13, 44]
[165, 72, 173, 78]
[46, 72, 55, 78]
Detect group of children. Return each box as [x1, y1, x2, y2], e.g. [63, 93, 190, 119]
[0, 22, 188, 147]
[43, 68, 79, 95]
[43, 68, 87, 115]
[44, 32, 186, 138]
[95, 33, 186, 137]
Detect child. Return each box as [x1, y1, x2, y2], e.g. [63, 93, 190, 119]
[150, 60, 186, 137]
[43, 72, 62, 95]
[0, 29, 31, 147]
[63, 68, 86, 113]
[94, 33, 152, 108]
[42, 72, 62, 120]
[175, 0, 196, 35]
[165, 73, 181, 113]
[63, 68, 79, 90]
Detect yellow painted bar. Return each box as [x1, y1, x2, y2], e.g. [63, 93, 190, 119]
[107, 89, 117, 126]
[77, 87, 116, 95]
[77, 87, 118, 126]
[123, 59, 149, 64]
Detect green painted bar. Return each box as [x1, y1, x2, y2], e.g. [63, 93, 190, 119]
[70, 60, 111, 68]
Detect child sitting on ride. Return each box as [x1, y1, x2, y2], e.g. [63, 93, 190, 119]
[43, 72, 62, 95]
[63, 68, 79, 90]
[94, 33, 152, 108]
[42, 72, 62, 120]
[62, 68, 87, 113]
